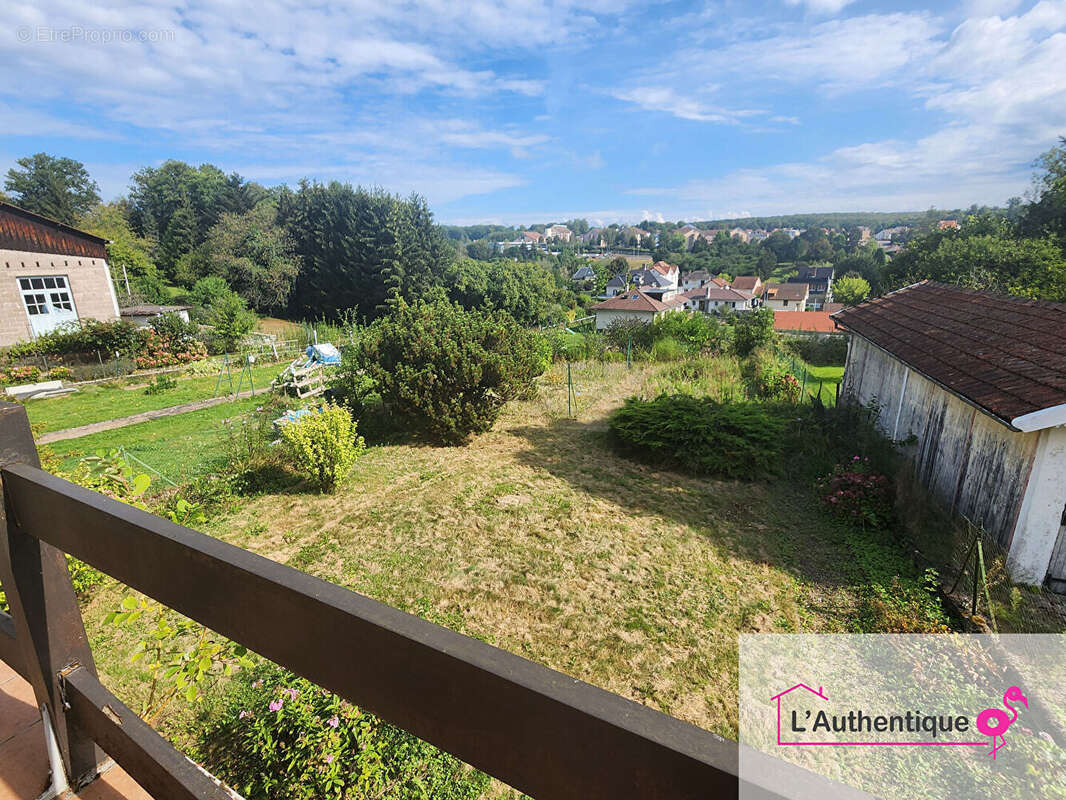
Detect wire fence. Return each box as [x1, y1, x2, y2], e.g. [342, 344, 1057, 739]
[891, 459, 1066, 633]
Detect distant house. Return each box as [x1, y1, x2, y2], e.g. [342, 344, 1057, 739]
[731, 276, 763, 295]
[648, 260, 679, 285]
[728, 227, 750, 243]
[677, 225, 702, 249]
[682, 286, 756, 314]
[937, 219, 960, 230]
[604, 273, 628, 298]
[622, 226, 651, 246]
[120, 304, 192, 328]
[521, 231, 545, 244]
[546, 224, 572, 243]
[629, 265, 680, 301]
[772, 310, 836, 334]
[788, 266, 834, 309]
[571, 265, 597, 286]
[0, 201, 120, 347]
[590, 290, 685, 330]
[833, 281, 1066, 589]
[763, 282, 809, 311]
[578, 228, 606, 248]
[682, 269, 708, 290]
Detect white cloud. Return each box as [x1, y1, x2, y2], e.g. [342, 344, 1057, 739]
[783, 0, 855, 15]
[610, 87, 763, 124]
[609, 2, 1066, 215]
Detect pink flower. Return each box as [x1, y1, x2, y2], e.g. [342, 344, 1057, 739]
[269, 699, 284, 712]
[286, 688, 299, 700]
[327, 715, 339, 728]
[239, 710, 250, 719]
[252, 679, 263, 688]
[325, 754, 334, 764]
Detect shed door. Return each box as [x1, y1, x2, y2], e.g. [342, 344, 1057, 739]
[1047, 504, 1066, 594]
[19, 276, 78, 337]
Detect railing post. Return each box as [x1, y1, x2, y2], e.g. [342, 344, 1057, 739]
[0, 401, 103, 787]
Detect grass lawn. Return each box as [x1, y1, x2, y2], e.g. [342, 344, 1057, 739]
[26, 361, 284, 433]
[78, 359, 917, 748]
[792, 363, 845, 405]
[256, 316, 303, 339]
[44, 394, 265, 482]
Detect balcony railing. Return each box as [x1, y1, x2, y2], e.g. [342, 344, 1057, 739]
[0, 401, 851, 799]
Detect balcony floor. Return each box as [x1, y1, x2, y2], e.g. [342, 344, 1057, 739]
[1, 658, 153, 800]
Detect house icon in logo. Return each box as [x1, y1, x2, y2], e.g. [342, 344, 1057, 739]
[771, 684, 828, 746]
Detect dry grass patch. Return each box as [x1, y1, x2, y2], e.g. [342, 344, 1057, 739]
[187, 361, 865, 739]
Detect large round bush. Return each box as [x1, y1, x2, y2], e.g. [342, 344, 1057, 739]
[350, 299, 548, 445]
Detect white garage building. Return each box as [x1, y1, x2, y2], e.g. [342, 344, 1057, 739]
[833, 281, 1066, 589]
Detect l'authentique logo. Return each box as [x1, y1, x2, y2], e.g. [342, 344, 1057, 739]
[772, 683, 1028, 759]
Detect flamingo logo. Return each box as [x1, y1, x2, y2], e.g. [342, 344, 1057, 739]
[976, 686, 1027, 759]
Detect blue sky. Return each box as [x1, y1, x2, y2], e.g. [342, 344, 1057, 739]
[3, 0, 1065, 225]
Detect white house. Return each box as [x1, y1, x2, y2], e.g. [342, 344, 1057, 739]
[546, 224, 572, 242]
[834, 281, 1066, 589]
[590, 290, 685, 330]
[681, 286, 756, 314]
[681, 270, 727, 291]
[763, 282, 809, 311]
[604, 273, 628, 298]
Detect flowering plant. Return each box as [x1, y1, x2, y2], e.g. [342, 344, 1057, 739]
[135, 328, 208, 370]
[816, 456, 894, 528]
[0, 364, 42, 385]
[201, 665, 489, 800]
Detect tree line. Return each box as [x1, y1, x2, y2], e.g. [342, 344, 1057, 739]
[2, 155, 579, 327]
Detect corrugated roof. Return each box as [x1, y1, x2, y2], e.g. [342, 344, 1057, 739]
[832, 281, 1066, 429]
[0, 201, 108, 259]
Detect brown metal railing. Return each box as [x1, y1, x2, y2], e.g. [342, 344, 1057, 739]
[0, 401, 847, 799]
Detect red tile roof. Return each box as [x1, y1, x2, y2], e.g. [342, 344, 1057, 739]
[591, 290, 683, 312]
[684, 286, 753, 302]
[731, 276, 762, 292]
[773, 311, 836, 333]
[650, 260, 678, 276]
[832, 281, 1066, 430]
[765, 283, 809, 301]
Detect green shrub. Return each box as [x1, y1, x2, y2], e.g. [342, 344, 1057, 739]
[279, 403, 364, 492]
[732, 307, 776, 356]
[609, 395, 788, 479]
[144, 374, 178, 395]
[47, 365, 74, 381]
[742, 347, 801, 402]
[2, 318, 141, 359]
[197, 664, 489, 800]
[207, 292, 257, 353]
[649, 336, 684, 362]
[650, 312, 730, 355]
[352, 299, 548, 445]
[603, 318, 654, 352]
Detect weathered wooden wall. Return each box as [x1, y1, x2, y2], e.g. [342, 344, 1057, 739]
[843, 336, 1039, 552]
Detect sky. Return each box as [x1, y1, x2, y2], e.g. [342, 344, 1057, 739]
[2, 0, 1065, 226]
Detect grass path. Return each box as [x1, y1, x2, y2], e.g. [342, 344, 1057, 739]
[44, 395, 265, 481]
[25, 361, 283, 434]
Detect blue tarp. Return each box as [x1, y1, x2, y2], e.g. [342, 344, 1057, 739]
[301, 343, 342, 368]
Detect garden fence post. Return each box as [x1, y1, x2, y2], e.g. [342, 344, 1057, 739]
[0, 402, 103, 787]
